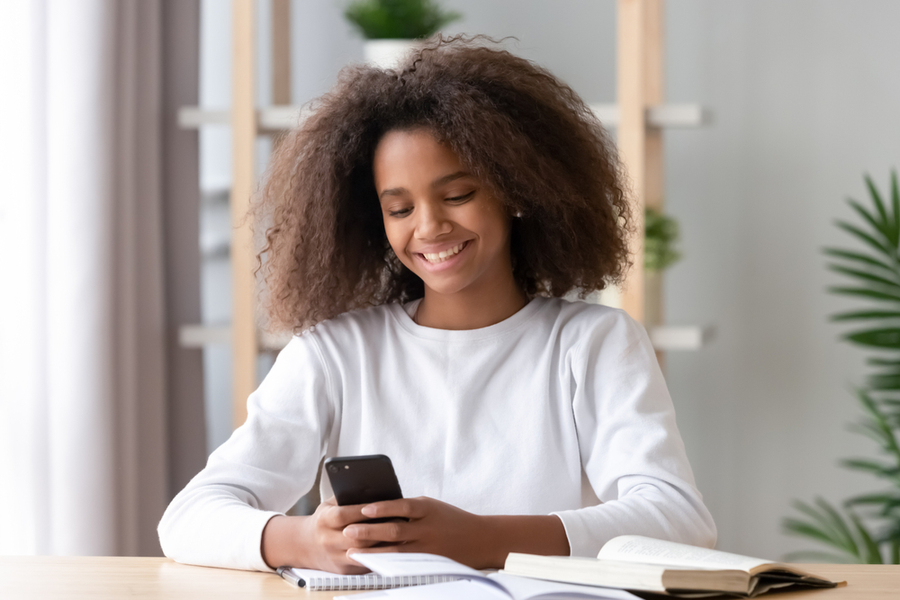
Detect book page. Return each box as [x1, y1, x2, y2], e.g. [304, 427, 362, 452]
[337, 579, 506, 600]
[598, 536, 772, 572]
[489, 572, 641, 600]
[339, 574, 642, 600]
[349, 552, 485, 579]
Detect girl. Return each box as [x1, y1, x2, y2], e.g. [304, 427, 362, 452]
[158, 36, 716, 574]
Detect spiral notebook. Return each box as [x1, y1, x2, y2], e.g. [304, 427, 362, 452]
[276, 566, 463, 591]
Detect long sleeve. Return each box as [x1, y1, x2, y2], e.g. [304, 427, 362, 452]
[552, 312, 717, 557]
[157, 333, 335, 571]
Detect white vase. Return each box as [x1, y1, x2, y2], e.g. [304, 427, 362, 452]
[363, 39, 422, 69]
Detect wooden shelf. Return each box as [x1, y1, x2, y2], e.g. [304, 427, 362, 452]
[179, 323, 710, 352]
[179, 324, 291, 353]
[178, 103, 709, 131]
[649, 325, 715, 351]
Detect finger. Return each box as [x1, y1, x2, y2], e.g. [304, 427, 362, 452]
[360, 498, 424, 520]
[321, 496, 336, 506]
[319, 526, 381, 550]
[348, 543, 416, 559]
[321, 503, 368, 528]
[328, 556, 371, 575]
[343, 520, 410, 544]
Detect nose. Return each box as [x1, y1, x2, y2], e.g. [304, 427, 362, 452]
[414, 202, 452, 240]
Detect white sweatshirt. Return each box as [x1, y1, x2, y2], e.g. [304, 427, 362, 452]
[158, 298, 716, 571]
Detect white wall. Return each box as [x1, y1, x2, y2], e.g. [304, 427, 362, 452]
[197, 0, 900, 559]
[662, 0, 900, 559]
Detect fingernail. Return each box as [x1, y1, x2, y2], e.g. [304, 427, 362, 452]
[343, 526, 358, 538]
[361, 505, 376, 517]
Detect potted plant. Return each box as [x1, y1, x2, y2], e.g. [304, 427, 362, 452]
[596, 207, 681, 316]
[783, 172, 900, 563]
[344, 0, 462, 68]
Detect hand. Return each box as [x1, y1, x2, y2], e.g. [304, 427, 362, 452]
[261, 497, 378, 573]
[341, 496, 494, 568]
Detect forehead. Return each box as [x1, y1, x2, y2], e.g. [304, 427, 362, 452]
[372, 128, 465, 188]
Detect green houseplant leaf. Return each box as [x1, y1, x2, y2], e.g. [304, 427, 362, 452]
[644, 206, 681, 272]
[345, 0, 461, 39]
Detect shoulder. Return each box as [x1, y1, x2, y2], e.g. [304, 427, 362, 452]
[538, 297, 644, 339]
[309, 303, 402, 338]
[534, 297, 652, 364]
[281, 303, 405, 359]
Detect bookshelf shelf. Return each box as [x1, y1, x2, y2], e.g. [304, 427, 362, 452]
[178, 323, 711, 353]
[178, 103, 708, 131]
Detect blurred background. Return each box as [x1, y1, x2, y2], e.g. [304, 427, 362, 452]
[2, 0, 900, 563]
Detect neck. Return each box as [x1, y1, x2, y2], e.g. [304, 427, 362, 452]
[415, 276, 527, 331]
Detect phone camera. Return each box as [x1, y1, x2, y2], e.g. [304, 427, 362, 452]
[328, 465, 338, 473]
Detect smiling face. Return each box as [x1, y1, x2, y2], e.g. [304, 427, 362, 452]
[373, 128, 515, 302]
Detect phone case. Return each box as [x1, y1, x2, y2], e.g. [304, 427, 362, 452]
[325, 454, 403, 506]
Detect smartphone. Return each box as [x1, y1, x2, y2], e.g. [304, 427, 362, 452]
[324, 454, 403, 507]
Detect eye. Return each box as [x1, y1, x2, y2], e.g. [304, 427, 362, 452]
[388, 207, 412, 217]
[446, 191, 475, 204]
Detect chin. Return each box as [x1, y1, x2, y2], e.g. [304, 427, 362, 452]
[417, 277, 472, 297]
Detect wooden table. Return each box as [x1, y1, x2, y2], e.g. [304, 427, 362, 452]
[0, 557, 896, 599]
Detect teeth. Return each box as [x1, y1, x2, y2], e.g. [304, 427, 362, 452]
[422, 242, 465, 263]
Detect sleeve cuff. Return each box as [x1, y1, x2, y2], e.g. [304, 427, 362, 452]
[246, 510, 285, 572]
[550, 509, 600, 557]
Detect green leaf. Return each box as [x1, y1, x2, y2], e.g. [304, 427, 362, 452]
[831, 310, 900, 322]
[824, 248, 898, 273]
[892, 170, 900, 244]
[857, 391, 900, 457]
[829, 287, 900, 303]
[849, 512, 883, 563]
[848, 422, 892, 447]
[844, 328, 900, 348]
[783, 518, 852, 553]
[813, 498, 862, 556]
[836, 221, 894, 256]
[868, 358, 900, 366]
[841, 458, 898, 476]
[789, 499, 859, 555]
[845, 492, 900, 506]
[866, 374, 900, 391]
[877, 499, 900, 518]
[865, 175, 894, 243]
[848, 199, 894, 248]
[828, 265, 900, 290]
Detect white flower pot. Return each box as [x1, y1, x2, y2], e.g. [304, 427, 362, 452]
[364, 39, 422, 69]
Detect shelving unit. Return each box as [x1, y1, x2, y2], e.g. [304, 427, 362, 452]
[179, 0, 712, 429]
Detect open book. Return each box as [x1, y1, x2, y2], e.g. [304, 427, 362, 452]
[342, 552, 640, 600]
[503, 535, 841, 598]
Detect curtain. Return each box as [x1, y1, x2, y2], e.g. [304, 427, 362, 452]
[0, 0, 170, 556]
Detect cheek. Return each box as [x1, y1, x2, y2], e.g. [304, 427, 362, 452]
[382, 219, 411, 261]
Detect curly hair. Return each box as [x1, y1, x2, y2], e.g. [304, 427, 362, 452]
[254, 35, 632, 333]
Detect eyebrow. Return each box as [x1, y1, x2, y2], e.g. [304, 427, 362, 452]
[379, 171, 472, 199]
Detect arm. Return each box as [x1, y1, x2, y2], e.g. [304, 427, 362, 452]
[552, 311, 717, 556]
[157, 335, 335, 571]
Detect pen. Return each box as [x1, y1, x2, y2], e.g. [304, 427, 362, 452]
[276, 566, 305, 587]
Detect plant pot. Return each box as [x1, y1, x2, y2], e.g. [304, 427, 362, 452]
[364, 39, 422, 69]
